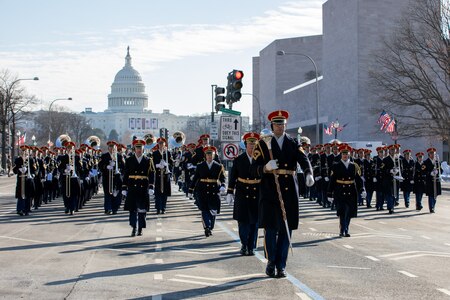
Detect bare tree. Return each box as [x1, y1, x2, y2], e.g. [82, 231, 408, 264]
[369, 0, 450, 141]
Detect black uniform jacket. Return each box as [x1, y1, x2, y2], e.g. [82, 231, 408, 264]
[13, 156, 37, 198]
[98, 152, 125, 195]
[189, 160, 225, 213]
[413, 161, 427, 194]
[152, 150, 172, 196]
[423, 158, 442, 196]
[122, 154, 155, 211]
[227, 152, 260, 224]
[380, 155, 396, 196]
[250, 134, 312, 231]
[328, 160, 363, 218]
[400, 158, 414, 192]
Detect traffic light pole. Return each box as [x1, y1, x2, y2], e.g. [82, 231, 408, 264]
[211, 84, 217, 123]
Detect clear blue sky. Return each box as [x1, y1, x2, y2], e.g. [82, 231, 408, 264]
[0, 0, 325, 119]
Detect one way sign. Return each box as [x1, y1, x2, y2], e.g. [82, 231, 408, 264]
[220, 116, 241, 142]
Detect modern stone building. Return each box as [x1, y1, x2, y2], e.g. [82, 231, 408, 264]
[253, 0, 447, 158]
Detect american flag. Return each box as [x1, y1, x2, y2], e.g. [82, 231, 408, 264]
[337, 123, 349, 132]
[385, 118, 396, 133]
[377, 110, 391, 125]
[15, 132, 26, 146]
[324, 124, 332, 135]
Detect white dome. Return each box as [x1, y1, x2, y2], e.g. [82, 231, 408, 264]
[107, 47, 148, 112]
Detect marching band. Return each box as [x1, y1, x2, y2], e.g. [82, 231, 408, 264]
[11, 109, 446, 278]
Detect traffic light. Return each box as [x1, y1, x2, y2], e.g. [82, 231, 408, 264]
[226, 70, 244, 106]
[159, 128, 165, 138]
[214, 86, 225, 113]
[164, 128, 169, 141]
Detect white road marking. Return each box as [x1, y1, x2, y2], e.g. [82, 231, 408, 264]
[156, 237, 163, 242]
[421, 235, 432, 240]
[380, 251, 450, 260]
[398, 271, 417, 278]
[156, 228, 162, 233]
[299, 221, 303, 225]
[398, 228, 407, 231]
[154, 274, 163, 280]
[378, 221, 387, 224]
[309, 228, 317, 232]
[156, 222, 162, 226]
[327, 265, 370, 270]
[297, 292, 312, 300]
[343, 245, 354, 249]
[154, 259, 163, 264]
[365, 256, 380, 261]
[155, 244, 162, 251]
[437, 289, 450, 296]
[176, 273, 265, 281]
[445, 243, 450, 246]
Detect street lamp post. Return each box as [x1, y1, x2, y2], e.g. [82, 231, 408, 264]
[276, 50, 320, 144]
[48, 98, 72, 146]
[31, 135, 36, 146]
[16, 130, 21, 157]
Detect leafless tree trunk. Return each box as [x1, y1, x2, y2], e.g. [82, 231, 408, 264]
[370, 0, 450, 141]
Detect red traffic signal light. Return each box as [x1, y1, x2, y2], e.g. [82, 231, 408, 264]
[234, 70, 243, 80]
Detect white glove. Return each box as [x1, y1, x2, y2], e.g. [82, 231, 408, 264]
[148, 189, 154, 196]
[373, 178, 377, 183]
[361, 176, 366, 183]
[219, 186, 226, 193]
[431, 169, 438, 176]
[188, 193, 193, 199]
[306, 174, 315, 187]
[314, 176, 322, 181]
[160, 159, 167, 167]
[226, 194, 234, 205]
[390, 168, 399, 175]
[187, 163, 195, 170]
[265, 159, 278, 171]
[156, 163, 165, 169]
[410, 180, 414, 184]
[121, 190, 127, 196]
[20, 167, 27, 173]
[361, 190, 367, 199]
[328, 197, 334, 203]
[324, 177, 329, 182]
[106, 165, 113, 170]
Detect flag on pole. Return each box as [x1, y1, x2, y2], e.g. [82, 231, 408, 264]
[377, 110, 391, 125]
[337, 123, 349, 132]
[324, 124, 332, 135]
[385, 118, 396, 133]
[15, 132, 26, 146]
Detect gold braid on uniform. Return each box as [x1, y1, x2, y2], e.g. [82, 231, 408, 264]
[148, 157, 156, 173]
[252, 140, 264, 161]
[355, 163, 361, 176]
[298, 146, 305, 154]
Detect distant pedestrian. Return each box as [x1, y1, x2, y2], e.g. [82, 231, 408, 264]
[6, 155, 12, 177]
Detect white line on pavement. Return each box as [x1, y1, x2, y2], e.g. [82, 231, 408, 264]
[309, 228, 317, 232]
[398, 228, 407, 231]
[176, 273, 265, 281]
[421, 235, 432, 240]
[297, 292, 312, 300]
[154, 274, 163, 280]
[437, 288, 450, 296]
[445, 243, 450, 246]
[365, 256, 380, 261]
[154, 259, 163, 264]
[398, 271, 417, 278]
[343, 245, 354, 249]
[155, 244, 162, 251]
[156, 228, 162, 233]
[327, 266, 371, 270]
[156, 237, 162, 242]
[378, 221, 387, 224]
[156, 222, 162, 226]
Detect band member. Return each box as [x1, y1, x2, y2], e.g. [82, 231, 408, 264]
[328, 145, 364, 237]
[413, 152, 426, 211]
[354, 149, 365, 206]
[13, 145, 36, 216]
[381, 145, 399, 214]
[153, 137, 173, 214]
[188, 146, 226, 237]
[423, 147, 441, 213]
[191, 134, 221, 166]
[400, 149, 414, 208]
[99, 141, 124, 214]
[250, 110, 314, 278]
[122, 139, 155, 236]
[227, 132, 261, 256]
[363, 149, 375, 208]
[374, 146, 385, 211]
[57, 142, 82, 215]
[320, 143, 332, 208]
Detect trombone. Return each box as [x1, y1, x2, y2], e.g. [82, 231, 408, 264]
[20, 148, 29, 199]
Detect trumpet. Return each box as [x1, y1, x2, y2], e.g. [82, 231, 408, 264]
[173, 131, 186, 145]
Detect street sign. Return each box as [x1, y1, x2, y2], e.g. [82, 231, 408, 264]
[220, 107, 241, 116]
[220, 116, 241, 142]
[210, 122, 219, 140]
[222, 142, 239, 160]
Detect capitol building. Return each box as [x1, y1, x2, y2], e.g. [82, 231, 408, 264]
[83, 47, 191, 144]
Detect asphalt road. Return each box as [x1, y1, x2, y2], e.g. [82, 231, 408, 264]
[0, 175, 449, 299]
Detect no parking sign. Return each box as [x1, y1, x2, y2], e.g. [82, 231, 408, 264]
[222, 143, 239, 160]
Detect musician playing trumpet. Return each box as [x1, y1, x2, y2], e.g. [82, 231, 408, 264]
[423, 147, 442, 213]
[99, 141, 125, 214]
[13, 145, 36, 216]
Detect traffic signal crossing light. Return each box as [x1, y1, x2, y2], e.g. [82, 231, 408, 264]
[159, 128, 169, 141]
[226, 70, 244, 107]
[214, 86, 225, 113]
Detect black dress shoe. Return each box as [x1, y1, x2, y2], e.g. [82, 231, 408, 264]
[204, 228, 211, 237]
[131, 228, 136, 237]
[18, 211, 24, 216]
[345, 233, 351, 237]
[339, 233, 344, 237]
[240, 246, 248, 256]
[137, 229, 142, 236]
[367, 205, 373, 208]
[161, 210, 165, 214]
[265, 262, 276, 278]
[247, 249, 255, 256]
[276, 268, 287, 278]
[156, 210, 160, 215]
[65, 209, 69, 214]
[389, 209, 394, 214]
[430, 209, 435, 213]
[380, 207, 385, 211]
